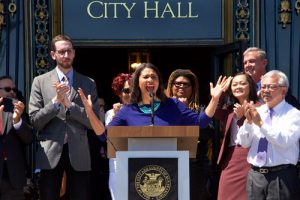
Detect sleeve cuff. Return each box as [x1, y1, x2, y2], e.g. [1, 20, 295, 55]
[52, 99, 61, 111]
[97, 133, 107, 142]
[13, 118, 22, 130]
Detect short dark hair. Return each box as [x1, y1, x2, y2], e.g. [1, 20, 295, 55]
[0, 75, 14, 81]
[51, 35, 74, 51]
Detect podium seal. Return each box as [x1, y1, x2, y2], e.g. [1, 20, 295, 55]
[135, 165, 171, 200]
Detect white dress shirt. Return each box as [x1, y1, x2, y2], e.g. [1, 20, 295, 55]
[105, 109, 114, 126]
[237, 100, 300, 167]
[228, 115, 239, 147]
[104, 108, 117, 200]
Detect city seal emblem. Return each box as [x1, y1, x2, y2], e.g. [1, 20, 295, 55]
[135, 165, 171, 200]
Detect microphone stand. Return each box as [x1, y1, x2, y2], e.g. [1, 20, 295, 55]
[150, 91, 155, 126]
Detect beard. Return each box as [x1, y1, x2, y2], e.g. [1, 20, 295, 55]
[57, 59, 73, 69]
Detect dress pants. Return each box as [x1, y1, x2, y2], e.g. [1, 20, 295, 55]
[39, 144, 91, 200]
[247, 166, 300, 200]
[0, 163, 24, 200]
[190, 158, 210, 200]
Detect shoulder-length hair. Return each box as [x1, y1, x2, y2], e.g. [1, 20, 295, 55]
[225, 72, 258, 107]
[166, 69, 200, 112]
[130, 63, 167, 104]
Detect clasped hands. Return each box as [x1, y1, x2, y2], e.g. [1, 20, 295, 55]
[53, 81, 71, 108]
[243, 100, 263, 127]
[0, 97, 24, 124]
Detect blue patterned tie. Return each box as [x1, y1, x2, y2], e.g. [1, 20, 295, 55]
[256, 109, 273, 166]
[257, 137, 268, 153]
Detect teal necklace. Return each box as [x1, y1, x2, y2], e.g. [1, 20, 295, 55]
[138, 101, 161, 114]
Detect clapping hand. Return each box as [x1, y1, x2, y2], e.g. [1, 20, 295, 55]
[53, 81, 70, 104]
[243, 100, 262, 127]
[233, 103, 244, 119]
[12, 100, 25, 124]
[112, 103, 123, 114]
[0, 97, 24, 124]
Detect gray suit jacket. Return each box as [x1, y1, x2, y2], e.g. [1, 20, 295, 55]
[29, 69, 99, 171]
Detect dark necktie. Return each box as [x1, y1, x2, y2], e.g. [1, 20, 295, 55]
[62, 75, 70, 98]
[62, 75, 69, 143]
[256, 108, 273, 166]
[0, 115, 2, 135]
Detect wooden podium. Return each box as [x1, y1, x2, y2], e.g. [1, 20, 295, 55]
[107, 126, 199, 158]
[109, 126, 199, 200]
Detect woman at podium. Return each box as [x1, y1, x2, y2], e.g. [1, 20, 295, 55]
[79, 63, 231, 131]
[78, 63, 231, 198]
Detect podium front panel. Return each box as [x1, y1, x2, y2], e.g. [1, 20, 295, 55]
[116, 151, 190, 200]
[128, 138, 177, 151]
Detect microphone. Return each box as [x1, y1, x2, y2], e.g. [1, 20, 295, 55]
[149, 90, 155, 126]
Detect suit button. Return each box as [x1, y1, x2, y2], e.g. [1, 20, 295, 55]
[66, 109, 70, 116]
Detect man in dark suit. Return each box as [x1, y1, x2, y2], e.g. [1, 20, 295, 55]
[0, 76, 33, 200]
[29, 35, 100, 200]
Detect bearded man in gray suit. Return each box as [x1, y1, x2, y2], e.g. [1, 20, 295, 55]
[29, 35, 100, 200]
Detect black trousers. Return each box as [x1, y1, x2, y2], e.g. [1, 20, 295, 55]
[247, 166, 300, 200]
[190, 159, 210, 200]
[39, 144, 91, 200]
[0, 163, 24, 200]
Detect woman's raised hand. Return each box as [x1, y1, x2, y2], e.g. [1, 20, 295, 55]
[78, 88, 93, 113]
[210, 75, 232, 99]
[78, 88, 105, 135]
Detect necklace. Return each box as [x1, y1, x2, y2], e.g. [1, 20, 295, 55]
[139, 101, 161, 114]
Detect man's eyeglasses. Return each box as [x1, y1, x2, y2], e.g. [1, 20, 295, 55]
[122, 88, 131, 94]
[172, 82, 191, 88]
[261, 84, 285, 91]
[0, 87, 18, 93]
[55, 49, 74, 56]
